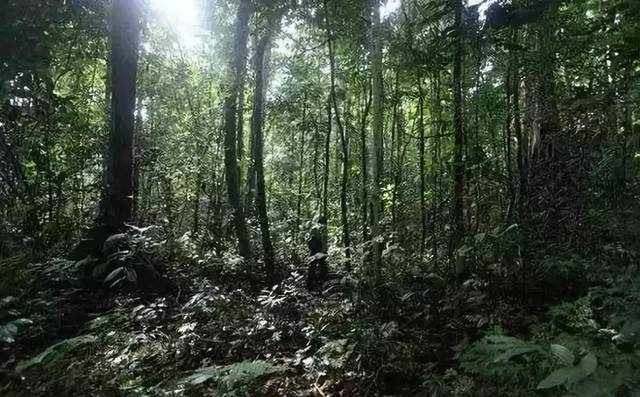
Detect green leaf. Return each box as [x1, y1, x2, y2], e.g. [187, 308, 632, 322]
[551, 344, 575, 366]
[12, 319, 33, 327]
[221, 360, 286, 388]
[537, 366, 586, 390]
[104, 267, 125, 284]
[537, 367, 573, 389]
[570, 379, 604, 397]
[579, 353, 597, 376]
[181, 367, 219, 385]
[493, 346, 539, 363]
[180, 360, 286, 390]
[0, 319, 33, 344]
[16, 334, 97, 371]
[0, 324, 18, 343]
[485, 335, 523, 345]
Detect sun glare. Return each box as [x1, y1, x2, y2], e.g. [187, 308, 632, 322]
[469, 0, 496, 20]
[149, 0, 202, 49]
[381, 0, 401, 19]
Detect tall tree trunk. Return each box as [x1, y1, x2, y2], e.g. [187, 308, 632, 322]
[504, 56, 515, 224]
[527, 8, 563, 241]
[322, 97, 331, 220]
[132, 99, 143, 223]
[360, 84, 372, 242]
[418, 80, 426, 257]
[512, 30, 527, 225]
[391, 105, 405, 229]
[193, 169, 203, 235]
[536, 18, 560, 161]
[369, 0, 384, 280]
[325, 0, 351, 267]
[296, 97, 307, 239]
[237, 84, 246, 186]
[251, 18, 281, 283]
[451, 0, 466, 263]
[102, 0, 141, 234]
[244, 125, 257, 209]
[621, 64, 633, 186]
[472, 25, 482, 234]
[431, 73, 442, 268]
[390, 72, 399, 190]
[313, 120, 322, 206]
[223, 0, 251, 258]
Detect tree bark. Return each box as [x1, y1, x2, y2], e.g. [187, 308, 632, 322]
[251, 17, 281, 283]
[418, 80, 426, 257]
[431, 73, 442, 268]
[102, 0, 141, 233]
[322, 97, 331, 220]
[451, 0, 466, 262]
[296, 97, 307, 239]
[237, 83, 246, 186]
[360, 84, 372, 242]
[512, 30, 527, 225]
[369, 0, 384, 280]
[223, 0, 251, 258]
[325, 0, 351, 267]
[312, 120, 322, 206]
[504, 55, 515, 224]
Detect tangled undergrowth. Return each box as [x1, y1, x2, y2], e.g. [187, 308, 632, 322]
[1, 209, 640, 396]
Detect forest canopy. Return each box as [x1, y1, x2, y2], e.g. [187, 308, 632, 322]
[1, 0, 639, 395]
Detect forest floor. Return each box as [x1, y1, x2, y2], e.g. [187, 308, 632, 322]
[0, 252, 521, 395]
[1, 206, 640, 396]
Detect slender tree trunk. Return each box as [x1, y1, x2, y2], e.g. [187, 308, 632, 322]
[360, 84, 372, 242]
[391, 106, 406, 229]
[322, 97, 331, 220]
[132, 99, 142, 223]
[390, 72, 399, 190]
[223, 0, 251, 258]
[512, 30, 527, 225]
[527, 9, 562, 241]
[193, 164, 203, 236]
[512, 35, 528, 300]
[536, 18, 560, 160]
[313, 120, 322, 206]
[325, 1, 351, 266]
[431, 73, 442, 268]
[102, 0, 141, 234]
[296, 98, 307, 239]
[504, 57, 515, 224]
[161, 174, 175, 254]
[418, 80, 426, 257]
[245, 126, 257, 209]
[251, 17, 281, 283]
[472, 27, 482, 234]
[370, 0, 384, 280]
[451, 0, 466, 263]
[621, 64, 633, 186]
[237, 84, 246, 186]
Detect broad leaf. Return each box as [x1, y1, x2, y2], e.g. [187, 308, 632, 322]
[181, 367, 219, 385]
[579, 353, 597, 376]
[16, 334, 97, 371]
[537, 367, 575, 390]
[551, 344, 575, 366]
[493, 346, 539, 363]
[104, 267, 125, 284]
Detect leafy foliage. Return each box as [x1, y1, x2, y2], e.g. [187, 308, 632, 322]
[181, 360, 287, 395]
[0, 318, 33, 344]
[16, 334, 98, 372]
[1, 0, 639, 395]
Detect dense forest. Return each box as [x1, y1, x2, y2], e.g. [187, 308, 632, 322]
[1, 0, 639, 395]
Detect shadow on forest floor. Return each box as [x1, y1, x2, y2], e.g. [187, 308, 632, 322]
[1, 204, 640, 396]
